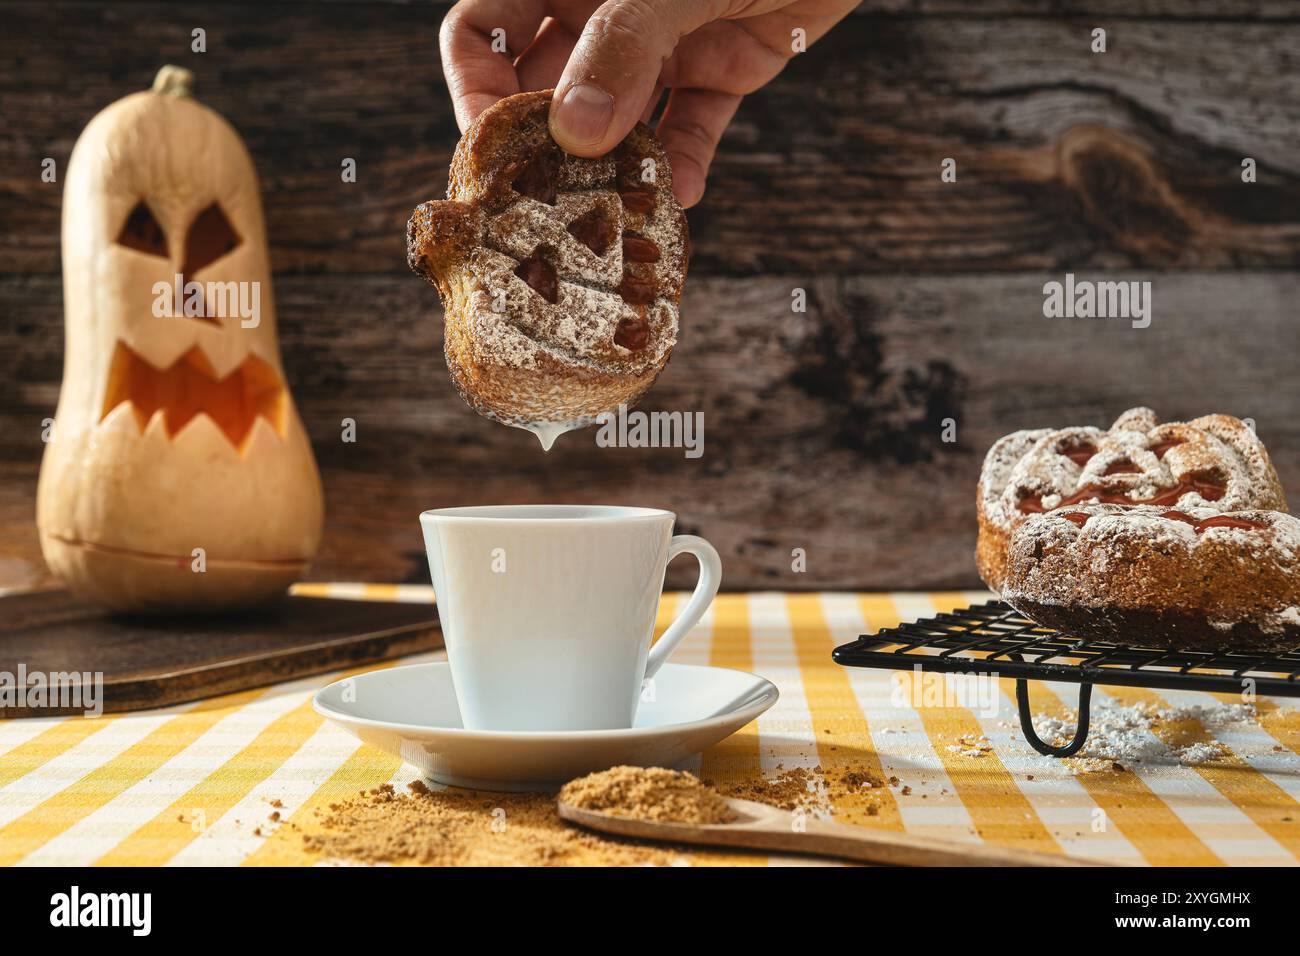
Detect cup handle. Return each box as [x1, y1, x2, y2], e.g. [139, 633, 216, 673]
[645, 535, 722, 679]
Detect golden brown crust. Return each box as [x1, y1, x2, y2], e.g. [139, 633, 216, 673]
[975, 495, 1011, 593]
[407, 89, 688, 429]
[1001, 505, 1300, 652]
[407, 200, 481, 301]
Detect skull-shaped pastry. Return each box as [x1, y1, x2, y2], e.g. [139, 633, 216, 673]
[406, 90, 688, 446]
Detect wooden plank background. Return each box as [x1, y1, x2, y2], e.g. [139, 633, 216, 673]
[2, 1, 1297, 591]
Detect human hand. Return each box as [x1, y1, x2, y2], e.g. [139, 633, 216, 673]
[439, 0, 858, 207]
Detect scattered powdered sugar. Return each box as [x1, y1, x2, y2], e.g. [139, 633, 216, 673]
[945, 734, 994, 757]
[1178, 742, 1226, 764]
[1030, 700, 1259, 769]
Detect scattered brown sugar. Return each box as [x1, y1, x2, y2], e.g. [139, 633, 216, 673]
[296, 762, 893, 865]
[716, 765, 882, 815]
[298, 781, 682, 866]
[840, 769, 881, 790]
[559, 766, 737, 825]
[719, 767, 822, 812]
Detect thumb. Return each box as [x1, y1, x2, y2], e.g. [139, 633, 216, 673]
[550, 0, 719, 156]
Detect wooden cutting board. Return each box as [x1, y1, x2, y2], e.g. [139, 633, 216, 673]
[0, 588, 441, 718]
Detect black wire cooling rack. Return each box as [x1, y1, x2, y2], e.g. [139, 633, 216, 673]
[831, 601, 1300, 758]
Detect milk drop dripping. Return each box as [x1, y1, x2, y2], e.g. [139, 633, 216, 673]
[512, 420, 582, 452]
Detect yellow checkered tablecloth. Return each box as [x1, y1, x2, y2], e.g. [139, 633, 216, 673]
[1, 586, 1297, 866]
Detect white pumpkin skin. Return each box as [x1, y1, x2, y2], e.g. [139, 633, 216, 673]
[37, 67, 324, 613]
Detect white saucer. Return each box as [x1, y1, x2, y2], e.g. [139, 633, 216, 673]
[313, 662, 778, 791]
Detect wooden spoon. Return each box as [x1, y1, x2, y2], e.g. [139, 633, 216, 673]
[558, 795, 1105, 866]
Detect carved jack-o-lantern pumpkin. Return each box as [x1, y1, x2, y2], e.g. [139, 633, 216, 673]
[36, 66, 324, 612]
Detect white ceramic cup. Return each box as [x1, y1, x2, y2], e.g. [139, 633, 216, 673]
[420, 505, 722, 731]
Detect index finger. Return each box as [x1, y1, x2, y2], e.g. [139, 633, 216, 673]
[440, 0, 551, 131]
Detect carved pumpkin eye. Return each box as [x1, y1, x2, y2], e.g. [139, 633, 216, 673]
[116, 201, 168, 258]
[181, 202, 241, 275]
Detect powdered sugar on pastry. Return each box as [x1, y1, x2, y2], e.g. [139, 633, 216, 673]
[981, 408, 1286, 531]
[975, 407, 1288, 592]
[1002, 504, 1300, 650]
[407, 89, 689, 449]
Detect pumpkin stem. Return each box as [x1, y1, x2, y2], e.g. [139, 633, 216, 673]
[152, 65, 195, 98]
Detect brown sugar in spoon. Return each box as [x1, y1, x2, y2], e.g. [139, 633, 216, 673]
[558, 795, 1106, 867]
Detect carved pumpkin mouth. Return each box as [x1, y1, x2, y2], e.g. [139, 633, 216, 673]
[100, 341, 287, 449]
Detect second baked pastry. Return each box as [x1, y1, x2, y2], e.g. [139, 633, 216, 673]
[977, 407, 1286, 592]
[1001, 504, 1300, 652]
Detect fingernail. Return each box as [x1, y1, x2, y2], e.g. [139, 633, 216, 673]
[552, 83, 614, 148]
